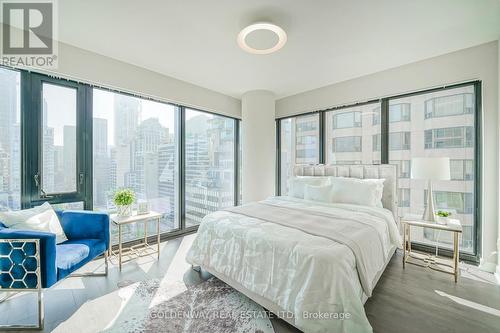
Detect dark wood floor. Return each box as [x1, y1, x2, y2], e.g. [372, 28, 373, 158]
[1, 235, 498, 333]
[271, 251, 500, 333]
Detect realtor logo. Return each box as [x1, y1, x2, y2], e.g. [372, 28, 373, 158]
[1, 0, 58, 68]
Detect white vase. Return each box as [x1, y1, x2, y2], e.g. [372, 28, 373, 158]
[117, 204, 132, 217]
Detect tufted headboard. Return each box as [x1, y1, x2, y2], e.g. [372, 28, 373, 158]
[293, 164, 399, 219]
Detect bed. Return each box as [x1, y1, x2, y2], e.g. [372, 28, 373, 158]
[186, 164, 402, 333]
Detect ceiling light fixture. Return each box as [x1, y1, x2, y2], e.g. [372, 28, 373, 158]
[237, 22, 287, 55]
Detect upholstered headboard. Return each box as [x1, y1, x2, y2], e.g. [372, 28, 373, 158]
[293, 164, 399, 218]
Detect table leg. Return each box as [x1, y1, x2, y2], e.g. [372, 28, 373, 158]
[403, 223, 406, 268]
[108, 220, 112, 257]
[453, 232, 459, 282]
[118, 224, 122, 271]
[157, 218, 160, 260]
[408, 225, 412, 257]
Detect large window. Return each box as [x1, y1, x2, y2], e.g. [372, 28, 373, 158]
[93, 89, 179, 243]
[0, 68, 21, 211]
[185, 109, 235, 227]
[389, 85, 476, 254]
[2, 68, 239, 246]
[279, 114, 319, 194]
[277, 82, 480, 260]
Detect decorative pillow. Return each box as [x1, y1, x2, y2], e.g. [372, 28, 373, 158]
[328, 177, 385, 207]
[304, 184, 334, 203]
[287, 177, 330, 199]
[0, 202, 68, 244]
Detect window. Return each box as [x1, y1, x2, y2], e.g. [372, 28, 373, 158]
[425, 93, 474, 119]
[0, 68, 21, 211]
[279, 114, 319, 195]
[424, 126, 473, 149]
[390, 160, 411, 178]
[278, 83, 479, 259]
[92, 89, 180, 243]
[185, 109, 235, 227]
[41, 83, 78, 194]
[450, 160, 474, 181]
[424, 191, 474, 215]
[333, 111, 361, 129]
[373, 132, 411, 151]
[5, 69, 239, 247]
[325, 103, 380, 165]
[332, 136, 361, 152]
[388, 85, 476, 254]
[373, 103, 411, 125]
[399, 188, 410, 207]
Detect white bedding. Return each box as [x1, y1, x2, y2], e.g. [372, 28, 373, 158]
[186, 196, 401, 333]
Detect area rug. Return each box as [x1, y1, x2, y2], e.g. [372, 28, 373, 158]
[55, 277, 275, 333]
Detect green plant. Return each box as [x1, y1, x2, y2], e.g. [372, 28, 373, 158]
[436, 210, 451, 218]
[113, 189, 135, 206]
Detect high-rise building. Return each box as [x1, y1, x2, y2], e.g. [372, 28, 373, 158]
[63, 125, 77, 192]
[0, 69, 20, 210]
[114, 94, 140, 146]
[93, 118, 110, 207]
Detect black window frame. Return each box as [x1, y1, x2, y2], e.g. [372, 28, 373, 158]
[276, 81, 482, 264]
[6, 66, 241, 248]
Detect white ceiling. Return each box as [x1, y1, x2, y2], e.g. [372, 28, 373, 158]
[58, 0, 500, 99]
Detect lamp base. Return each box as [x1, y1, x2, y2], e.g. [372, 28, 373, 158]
[422, 180, 436, 222]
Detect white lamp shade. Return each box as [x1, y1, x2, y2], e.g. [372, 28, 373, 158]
[411, 157, 451, 180]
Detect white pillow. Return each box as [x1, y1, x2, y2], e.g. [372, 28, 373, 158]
[287, 177, 330, 199]
[0, 202, 68, 244]
[304, 184, 334, 203]
[329, 177, 385, 207]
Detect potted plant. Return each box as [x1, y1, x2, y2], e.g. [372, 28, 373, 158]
[114, 189, 135, 217]
[435, 210, 451, 225]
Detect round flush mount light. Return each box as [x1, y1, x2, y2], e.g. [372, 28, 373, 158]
[237, 22, 287, 55]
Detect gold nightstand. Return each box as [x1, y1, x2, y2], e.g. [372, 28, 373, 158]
[402, 215, 462, 282]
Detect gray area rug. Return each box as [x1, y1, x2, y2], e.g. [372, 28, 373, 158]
[55, 277, 275, 333]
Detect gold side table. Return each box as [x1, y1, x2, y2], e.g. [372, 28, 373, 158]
[402, 216, 462, 282]
[109, 211, 162, 270]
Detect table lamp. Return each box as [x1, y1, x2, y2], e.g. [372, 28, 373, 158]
[411, 157, 451, 222]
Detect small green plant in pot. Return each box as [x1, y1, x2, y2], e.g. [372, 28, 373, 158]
[435, 210, 451, 225]
[114, 189, 135, 217]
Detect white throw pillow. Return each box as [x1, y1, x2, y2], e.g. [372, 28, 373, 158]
[0, 202, 68, 244]
[304, 184, 334, 203]
[287, 177, 330, 199]
[329, 177, 385, 207]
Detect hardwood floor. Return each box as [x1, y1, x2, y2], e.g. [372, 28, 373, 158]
[365, 251, 500, 333]
[1, 234, 499, 332]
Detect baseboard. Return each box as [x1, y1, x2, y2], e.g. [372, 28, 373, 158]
[478, 259, 496, 273]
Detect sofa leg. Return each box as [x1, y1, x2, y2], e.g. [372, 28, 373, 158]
[70, 251, 109, 277]
[0, 290, 44, 330]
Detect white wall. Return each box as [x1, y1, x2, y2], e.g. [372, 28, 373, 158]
[19, 41, 242, 118]
[277, 41, 499, 271]
[242, 90, 275, 203]
[497, 40, 500, 283]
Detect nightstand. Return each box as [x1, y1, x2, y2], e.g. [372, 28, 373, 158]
[401, 215, 462, 282]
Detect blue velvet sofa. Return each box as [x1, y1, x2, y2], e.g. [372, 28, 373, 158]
[0, 210, 110, 330]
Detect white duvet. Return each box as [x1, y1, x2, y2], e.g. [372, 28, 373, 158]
[186, 196, 401, 333]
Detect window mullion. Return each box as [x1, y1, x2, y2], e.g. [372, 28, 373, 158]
[381, 98, 389, 164]
[319, 112, 325, 164]
[178, 106, 186, 230]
